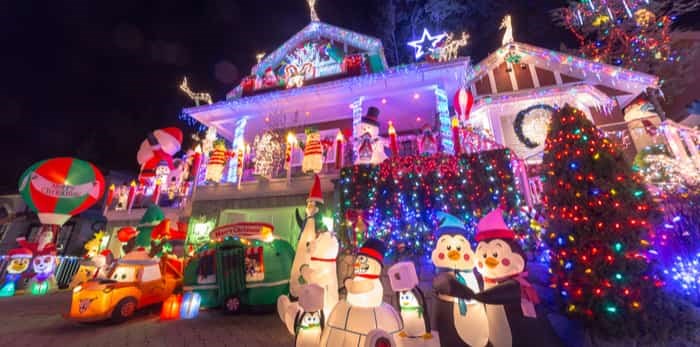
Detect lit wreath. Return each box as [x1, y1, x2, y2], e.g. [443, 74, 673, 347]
[513, 104, 556, 148]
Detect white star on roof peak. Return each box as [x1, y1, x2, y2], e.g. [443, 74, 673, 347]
[407, 28, 447, 60]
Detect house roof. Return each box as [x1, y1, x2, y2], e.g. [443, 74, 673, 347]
[248, 21, 387, 79]
[468, 42, 658, 107]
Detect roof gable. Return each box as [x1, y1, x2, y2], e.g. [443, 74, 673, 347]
[467, 42, 658, 100]
[251, 21, 387, 76]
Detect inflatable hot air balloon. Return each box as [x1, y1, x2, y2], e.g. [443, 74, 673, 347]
[454, 87, 474, 121]
[18, 157, 105, 251]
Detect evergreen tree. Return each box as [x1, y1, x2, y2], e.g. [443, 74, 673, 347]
[552, 0, 700, 105]
[541, 105, 698, 340]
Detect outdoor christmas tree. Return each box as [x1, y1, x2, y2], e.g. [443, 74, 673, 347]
[541, 105, 699, 339]
[552, 0, 700, 104]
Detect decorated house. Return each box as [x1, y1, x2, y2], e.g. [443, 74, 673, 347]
[180, 9, 700, 250]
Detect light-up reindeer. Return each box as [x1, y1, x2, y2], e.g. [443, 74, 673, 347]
[308, 0, 319, 22]
[437, 32, 470, 62]
[179, 77, 213, 106]
[500, 15, 514, 46]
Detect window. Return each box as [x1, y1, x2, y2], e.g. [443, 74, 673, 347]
[140, 265, 162, 282]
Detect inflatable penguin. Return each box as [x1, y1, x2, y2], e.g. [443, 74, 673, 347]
[300, 230, 339, 321]
[431, 212, 489, 347]
[436, 209, 562, 347]
[294, 284, 325, 347]
[388, 262, 432, 339]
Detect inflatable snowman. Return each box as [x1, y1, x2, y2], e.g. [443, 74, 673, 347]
[354, 107, 387, 165]
[431, 213, 489, 347]
[320, 238, 402, 347]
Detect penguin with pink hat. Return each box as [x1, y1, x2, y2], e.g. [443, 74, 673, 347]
[434, 208, 562, 347]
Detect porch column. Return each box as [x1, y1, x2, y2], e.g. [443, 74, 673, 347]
[351, 96, 365, 163]
[434, 87, 453, 154]
[663, 124, 691, 163]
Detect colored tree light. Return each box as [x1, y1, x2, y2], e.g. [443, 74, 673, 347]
[663, 254, 700, 301]
[337, 150, 531, 257]
[541, 105, 667, 337]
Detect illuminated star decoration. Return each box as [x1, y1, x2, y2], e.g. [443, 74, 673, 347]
[407, 28, 447, 60]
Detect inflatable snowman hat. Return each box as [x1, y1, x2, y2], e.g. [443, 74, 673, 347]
[356, 238, 386, 278]
[362, 107, 380, 127]
[474, 208, 526, 279]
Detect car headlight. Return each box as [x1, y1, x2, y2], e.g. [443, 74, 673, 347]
[73, 285, 82, 293]
[102, 286, 114, 293]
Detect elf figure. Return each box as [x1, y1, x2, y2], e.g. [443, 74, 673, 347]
[0, 246, 33, 297]
[388, 261, 432, 339]
[435, 209, 562, 347]
[431, 213, 489, 347]
[302, 127, 323, 174]
[354, 107, 387, 165]
[205, 139, 231, 183]
[418, 124, 438, 155]
[294, 284, 325, 347]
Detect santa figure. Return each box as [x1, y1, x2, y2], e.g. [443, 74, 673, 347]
[353, 107, 387, 165]
[302, 127, 323, 174]
[418, 124, 438, 155]
[263, 67, 279, 88]
[205, 139, 231, 183]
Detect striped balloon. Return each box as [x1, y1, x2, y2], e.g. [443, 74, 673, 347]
[18, 157, 105, 226]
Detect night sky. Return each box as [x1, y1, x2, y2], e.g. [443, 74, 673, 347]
[0, 0, 642, 192]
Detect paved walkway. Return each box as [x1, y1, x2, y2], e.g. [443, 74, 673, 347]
[0, 291, 292, 347]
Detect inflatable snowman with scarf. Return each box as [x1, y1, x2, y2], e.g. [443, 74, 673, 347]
[320, 238, 401, 347]
[431, 212, 489, 347]
[435, 209, 562, 347]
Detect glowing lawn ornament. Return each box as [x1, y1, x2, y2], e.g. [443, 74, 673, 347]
[436, 32, 469, 62]
[161, 294, 181, 320]
[180, 291, 202, 319]
[407, 28, 447, 60]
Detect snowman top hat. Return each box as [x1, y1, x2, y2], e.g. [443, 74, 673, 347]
[362, 107, 380, 127]
[358, 238, 386, 265]
[475, 208, 515, 242]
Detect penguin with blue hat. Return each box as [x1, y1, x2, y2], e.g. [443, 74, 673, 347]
[431, 212, 489, 347]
